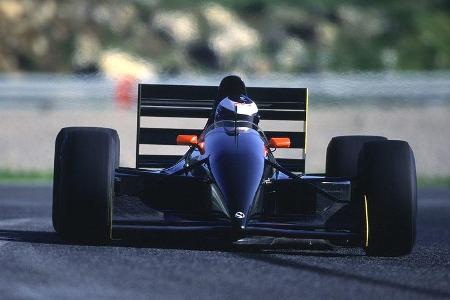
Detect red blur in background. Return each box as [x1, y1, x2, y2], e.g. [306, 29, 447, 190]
[115, 76, 137, 109]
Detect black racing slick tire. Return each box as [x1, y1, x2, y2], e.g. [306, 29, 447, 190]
[52, 127, 120, 241]
[360, 140, 417, 256]
[325, 135, 387, 247]
[326, 135, 387, 178]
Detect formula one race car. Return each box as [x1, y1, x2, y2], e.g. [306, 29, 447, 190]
[52, 76, 417, 256]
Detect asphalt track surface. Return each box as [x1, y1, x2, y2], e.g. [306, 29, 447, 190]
[0, 185, 448, 300]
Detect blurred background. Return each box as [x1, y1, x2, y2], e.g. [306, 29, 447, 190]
[0, 0, 449, 185]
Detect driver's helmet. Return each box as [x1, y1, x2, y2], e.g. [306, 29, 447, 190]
[214, 94, 260, 124]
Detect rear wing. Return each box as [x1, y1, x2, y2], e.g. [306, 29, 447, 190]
[136, 84, 308, 173]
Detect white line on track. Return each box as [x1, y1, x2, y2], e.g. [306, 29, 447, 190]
[0, 218, 33, 227]
[418, 199, 450, 207]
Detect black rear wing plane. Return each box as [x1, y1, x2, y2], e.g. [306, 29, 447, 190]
[136, 84, 308, 173]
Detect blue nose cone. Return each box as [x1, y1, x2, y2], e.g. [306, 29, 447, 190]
[212, 151, 263, 230]
[205, 129, 265, 230]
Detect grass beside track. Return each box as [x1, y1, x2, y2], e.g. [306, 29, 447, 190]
[417, 176, 450, 189]
[0, 170, 53, 184]
[0, 170, 449, 188]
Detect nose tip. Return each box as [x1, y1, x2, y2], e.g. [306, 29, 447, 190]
[232, 211, 246, 230]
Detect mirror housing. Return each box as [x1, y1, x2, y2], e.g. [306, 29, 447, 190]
[176, 134, 198, 146]
[269, 137, 291, 148]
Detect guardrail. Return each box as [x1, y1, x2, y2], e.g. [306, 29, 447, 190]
[0, 72, 449, 110]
